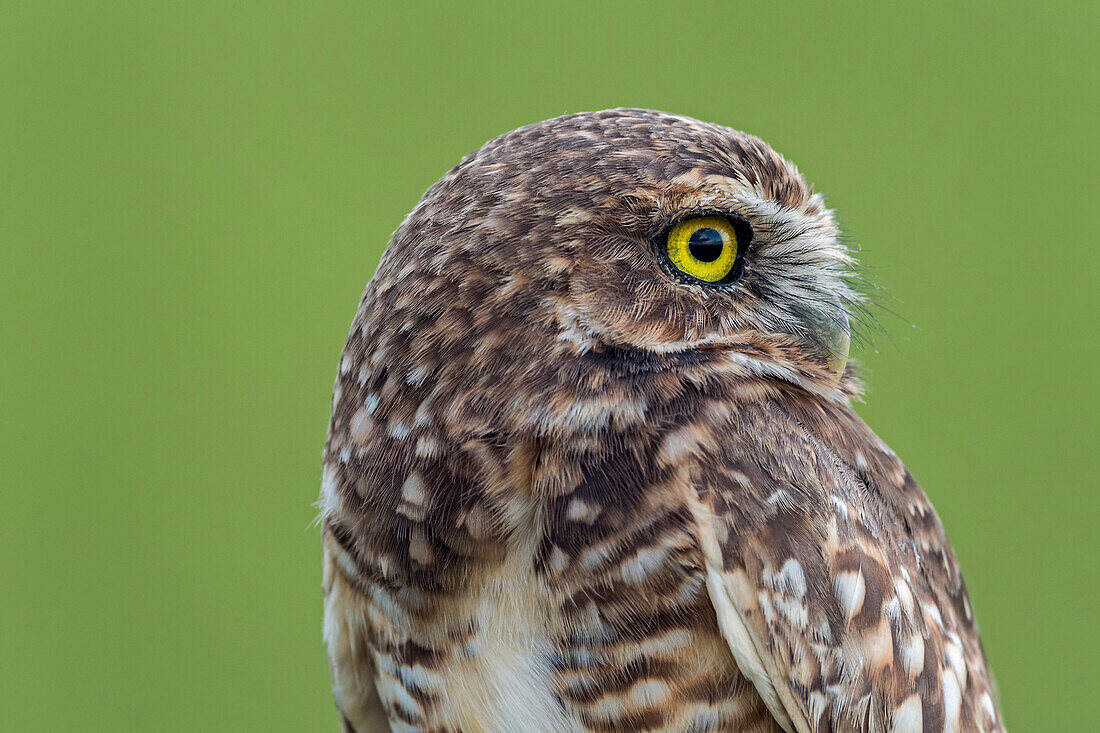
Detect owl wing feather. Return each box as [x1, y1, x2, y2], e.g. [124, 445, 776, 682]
[322, 533, 393, 732]
[689, 392, 1003, 733]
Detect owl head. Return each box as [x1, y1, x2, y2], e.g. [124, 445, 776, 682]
[347, 109, 862, 436]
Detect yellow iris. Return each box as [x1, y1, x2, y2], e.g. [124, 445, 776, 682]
[665, 216, 739, 283]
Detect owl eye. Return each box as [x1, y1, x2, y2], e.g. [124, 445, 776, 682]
[664, 216, 743, 284]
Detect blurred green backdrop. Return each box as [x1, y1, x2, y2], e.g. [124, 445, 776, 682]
[1, 1, 1095, 730]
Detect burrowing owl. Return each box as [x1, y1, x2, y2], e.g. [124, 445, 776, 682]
[320, 109, 1004, 733]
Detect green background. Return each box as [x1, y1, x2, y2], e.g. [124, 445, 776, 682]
[2, 1, 1095, 730]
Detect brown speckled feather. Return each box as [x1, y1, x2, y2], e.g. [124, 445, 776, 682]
[320, 109, 1003, 732]
[685, 388, 1001, 732]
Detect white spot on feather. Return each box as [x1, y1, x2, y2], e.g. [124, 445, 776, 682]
[943, 671, 962, 733]
[808, 691, 827, 726]
[628, 679, 671, 705]
[633, 628, 694, 657]
[658, 425, 702, 464]
[320, 465, 340, 517]
[620, 545, 670, 584]
[565, 497, 600, 524]
[580, 543, 614, 571]
[767, 489, 794, 506]
[401, 472, 427, 505]
[776, 597, 809, 628]
[830, 495, 849, 520]
[834, 569, 866, 621]
[945, 638, 968, 690]
[891, 694, 923, 733]
[900, 634, 925, 677]
[777, 558, 807, 597]
[544, 545, 568, 575]
[405, 365, 431, 387]
[349, 407, 375, 444]
[980, 693, 996, 721]
[397, 472, 428, 521]
[408, 528, 434, 564]
[894, 579, 916, 619]
[923, 602, 944, 628]
[862, 620, 894, 669]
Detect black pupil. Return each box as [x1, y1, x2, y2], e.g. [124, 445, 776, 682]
[687, 228, 725, 262]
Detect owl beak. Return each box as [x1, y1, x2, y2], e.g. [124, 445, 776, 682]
[820, 296, 850, 380]
[800, 298, 850, 381]
[825, 318, 850, 380]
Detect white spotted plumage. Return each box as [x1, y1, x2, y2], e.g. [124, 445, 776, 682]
[321, 109, 1004, 732]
